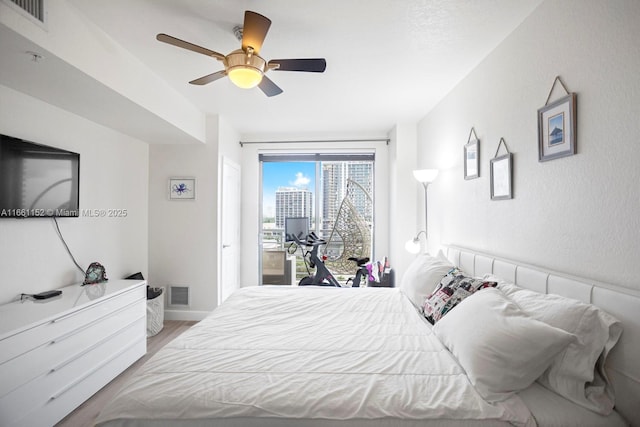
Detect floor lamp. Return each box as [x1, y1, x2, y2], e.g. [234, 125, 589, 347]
[405, 169, 439, 254]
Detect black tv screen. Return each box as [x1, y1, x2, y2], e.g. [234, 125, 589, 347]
[0, 134, 80, 218]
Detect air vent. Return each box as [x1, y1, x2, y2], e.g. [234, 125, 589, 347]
[169, 286, 190, 306]
[8, 0, 45, 22]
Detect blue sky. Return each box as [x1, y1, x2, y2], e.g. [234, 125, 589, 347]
[262, 162, 315, 218]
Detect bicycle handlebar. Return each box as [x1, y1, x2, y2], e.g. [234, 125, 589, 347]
[293, 232, 326, 247]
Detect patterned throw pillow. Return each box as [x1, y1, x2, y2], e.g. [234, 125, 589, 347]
[422, 269, 497, 324]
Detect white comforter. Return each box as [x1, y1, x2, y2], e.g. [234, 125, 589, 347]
[96, 286, 535, 426]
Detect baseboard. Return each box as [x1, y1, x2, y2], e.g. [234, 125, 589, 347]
[164, 309, 211, 321]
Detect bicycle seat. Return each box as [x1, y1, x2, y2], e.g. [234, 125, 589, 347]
[348, 257, 370, 266]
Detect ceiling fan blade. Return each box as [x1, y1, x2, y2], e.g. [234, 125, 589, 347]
[269, 58, 327, 73]
[241, 11, 271, 54]
[258, 75, 283, 97]
[189, 70, 226, 85]
[156, 33, 225, 61]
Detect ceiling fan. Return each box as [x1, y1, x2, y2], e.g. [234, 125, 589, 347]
[156, 10, 326, 97]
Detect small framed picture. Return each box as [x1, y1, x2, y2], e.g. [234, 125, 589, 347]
[537, 93, 577, 162]
[464, 138, 479, 180]
[490, 154, 512, 200]
[169, 178, 196, 200]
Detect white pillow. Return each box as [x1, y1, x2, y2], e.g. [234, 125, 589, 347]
[433, 288, 575, 402]
[399, 252, 453, 309]
[491, 277, 622, 414]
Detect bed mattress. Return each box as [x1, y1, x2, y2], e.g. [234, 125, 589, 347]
[97, 286, 537, 426]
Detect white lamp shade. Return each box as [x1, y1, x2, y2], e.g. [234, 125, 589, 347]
[228, 67, 263, 89]
[405, 238, 421, 254]
[413, 169, 439, 184]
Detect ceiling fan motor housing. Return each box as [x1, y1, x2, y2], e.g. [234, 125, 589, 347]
[226, 49, 266, 88]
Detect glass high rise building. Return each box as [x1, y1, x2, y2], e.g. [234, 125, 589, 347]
[321, 162, 373, 229]
[275, 187, 313, 228]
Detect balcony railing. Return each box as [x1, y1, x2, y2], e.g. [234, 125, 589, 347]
[262, 227, 367, 282]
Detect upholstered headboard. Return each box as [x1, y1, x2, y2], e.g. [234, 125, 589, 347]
[445, 245, 640, 426]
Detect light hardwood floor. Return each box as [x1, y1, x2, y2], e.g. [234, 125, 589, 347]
[55, 320, 198, 427]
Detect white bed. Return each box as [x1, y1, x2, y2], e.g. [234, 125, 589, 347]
[95, 246, 638, 427]
[444, 246, 639, 426]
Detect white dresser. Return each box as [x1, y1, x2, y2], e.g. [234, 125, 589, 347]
[0, 280, 147, 427]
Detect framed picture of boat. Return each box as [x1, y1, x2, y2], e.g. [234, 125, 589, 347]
[537, 93, 577, 162]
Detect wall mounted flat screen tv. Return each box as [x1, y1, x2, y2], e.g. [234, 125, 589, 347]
[0, 134, 80, 218]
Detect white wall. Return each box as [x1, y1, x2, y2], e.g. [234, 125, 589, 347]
[387, 124, 420, 284]
[148, 115, 242, 319]
[0, 85, 149, 304]
[240, 139, 390, 287]
[0, 0, 205, 143]
[218, 119, 242, 163]
[148, 118, 218, 319]
[416, 0, 640, 290]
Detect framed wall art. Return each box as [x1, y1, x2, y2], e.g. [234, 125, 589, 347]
[464, 127, 480, 180]
[169, 177, 196, 200]
[490, 138, 513, 200]
[538, 76, 577, 162]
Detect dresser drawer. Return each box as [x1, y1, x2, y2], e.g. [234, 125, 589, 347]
[0, 316, 146, 427]
[0, 285, 145, 365]
[9, 337, 145, 427]
[0, 297, 144, 397]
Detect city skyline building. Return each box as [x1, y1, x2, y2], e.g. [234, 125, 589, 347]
[321, 162, 373, 230]
[275, 187, 313, 228]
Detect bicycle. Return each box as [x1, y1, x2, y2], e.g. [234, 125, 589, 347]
[291, 232, 341, 287]
[345, 257, 370, 287]
[289, 232, 374, 288]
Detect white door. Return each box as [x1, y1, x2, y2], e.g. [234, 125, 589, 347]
[219, 157, 241, 305]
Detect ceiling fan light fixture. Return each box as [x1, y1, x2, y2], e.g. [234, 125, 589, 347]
[228, 66, 263, 89]
[226, 50, 266, 89]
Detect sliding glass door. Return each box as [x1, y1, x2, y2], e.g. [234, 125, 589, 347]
[260, 153, 375, 285]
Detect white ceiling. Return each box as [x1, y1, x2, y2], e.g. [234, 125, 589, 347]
[4, 0, 544, 140]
